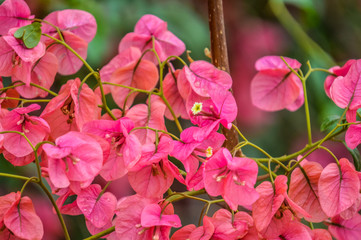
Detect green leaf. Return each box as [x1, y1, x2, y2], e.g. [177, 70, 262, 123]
[343, 142, 361, 171]
[14, 22, 42, 49]
[320, 115, 340, 132]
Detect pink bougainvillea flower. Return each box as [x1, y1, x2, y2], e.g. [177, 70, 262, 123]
[253, 175, 311, 233]
[114, 195, 179, 239]
[177, 60, 233, 99]
[42, 9, 97, 43]
[345, 124, 361, 149]
[204, 148, 259, 210]
[0, 192, 44, 240]
[324, 59, 355, 98]
[0, 31, 46, 86]
[128, 158, 176, 198]
[187, 88, 237, 129]
[118, 14, 185, 63]
[209, 209, 254, 240]
[328, 214, 361, 240]
[41, 78, 100, 140]
[288, 159, 328, 222]
[141, 203, 181, 229]
[114, 194, 157, 239]
[109, 48, 159, 109]
[16, 52, 58, 98]
[251, 56, 304, 112]
[82, 117, 141, 181]
[0, 0, 32, 35]
[163, 70, 189, 120]
[261, 210, 312, 240]
[42, 131, 103, 189]
[318, 158, 360, 217]
[54, 189, 82, 216]
[187, 215, 215, 240]
[77, 184, 117, 228]
[171, 126, 225, 172]
[330, 59, 361, 122]
[1, 104, 50, 166]
[170, 224, 197, 240]
[130, 134, 173, 172]
[126, 95, 166, 144]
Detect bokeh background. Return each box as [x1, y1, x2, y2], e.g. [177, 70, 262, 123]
[1, 0, 361, 239]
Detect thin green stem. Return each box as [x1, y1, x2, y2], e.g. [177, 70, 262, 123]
[102, 82, 152, 94]
[83, 226, 115, 240]
[0, 173, 34, 182]
[301, 77, 312, 145]
[166, 189, 206, 202]
[0, 97, 50, 103]
[232, 123, 247, 142]
[20, 177, 38, 195]
[318, 146, 340, 164]
[30, 83, 58, 96]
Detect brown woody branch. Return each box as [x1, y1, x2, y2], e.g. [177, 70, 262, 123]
[208, 0, 241, 156]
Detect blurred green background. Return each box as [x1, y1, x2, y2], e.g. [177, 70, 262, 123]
[1, 0, 361, 239]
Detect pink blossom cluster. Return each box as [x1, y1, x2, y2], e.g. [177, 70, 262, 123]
[0, 0, 361, 239]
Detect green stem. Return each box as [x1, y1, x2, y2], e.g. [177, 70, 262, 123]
[166, 189, 206, 202]
[0, 173, 34, 182]
[83, 226, 115, 240]
[30, 83, 58, 96]
[301, 77, 312, 145]
[20, 177, 38, 195]
[102, 82, 152, 94]
[0, 97, 50, 103]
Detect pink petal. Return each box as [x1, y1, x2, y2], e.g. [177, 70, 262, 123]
[189, 215, 215, 240]
[203, 148, 229, 196]
[0, 192, 20, 222]
[4, 196, 43, 240]
[47, 31, 88, 75]
[329, 214, 361, 240]
[110, 54, 158, 108]
[42, 9, 97, 42]
[77, 184, 117, 228]
[0, 37, 14, 76]
[224, 157, 259, 209]
[252, 181, 284, 232]
[330, 60, 361, 111]
[48, 157, 70, 188]
[163, 70, 188, 120]
[141, 204, 181, 228]
[170, 224, 196, 240]
[255, 56, 301, 71]
[182, 61, 232, 97]
[128, 160, 174, 198]
[3, 33, 45, 62]
[288, 160, 328, 222]
[345, 124, 361, 149]
[114, 195, 157, 239]
[251, 69, 302, 111]
[70, 78, 100, 130]
[126, 96, 166, 144]
[318, 158, 360, 217]
[16, 52, 58, 98]
[0, 0, 32, 35]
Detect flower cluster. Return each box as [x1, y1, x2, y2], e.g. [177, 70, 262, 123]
[0, 0, 361, 239]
